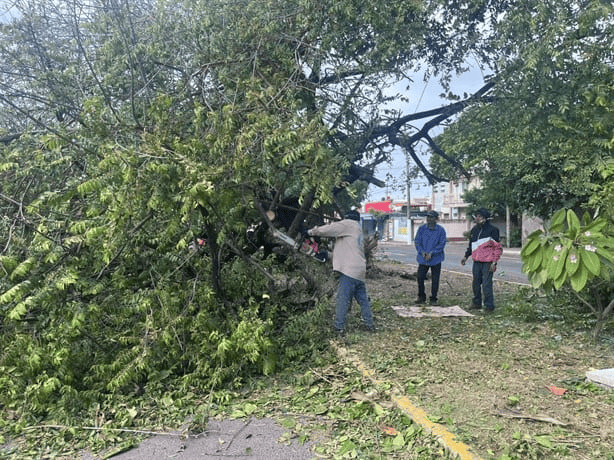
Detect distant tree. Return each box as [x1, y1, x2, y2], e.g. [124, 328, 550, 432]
[432, 0, 614, 219]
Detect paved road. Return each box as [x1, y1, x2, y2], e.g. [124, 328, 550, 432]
[376, 240, 529, 285]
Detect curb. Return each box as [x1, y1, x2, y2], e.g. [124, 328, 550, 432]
[333, 344, 483, 460]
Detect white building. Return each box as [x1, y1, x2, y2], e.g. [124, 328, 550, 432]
[431, 176, 481, 220]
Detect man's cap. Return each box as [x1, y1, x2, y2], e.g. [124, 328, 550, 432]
[426, 210, 439, 218]
[345, 209, 361, 221]
[475, 208, 491, 219]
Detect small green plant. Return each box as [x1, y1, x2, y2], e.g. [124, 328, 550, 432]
[507, 395, 520, 407]
[521, 208, 614, 328]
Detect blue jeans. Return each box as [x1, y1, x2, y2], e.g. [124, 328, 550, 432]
[472, 261, 494, 310]
[335, 273, 374, 330]
[417, 263, 441, 301]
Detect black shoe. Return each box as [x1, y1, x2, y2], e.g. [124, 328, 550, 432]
[467, 304, 482, 311]
[416, 298, 426, 304]
[483, 308, 495, 314]
[362, 324, 376, 333]
[333, 327, 346, 336]
[429, 298, 438, 305]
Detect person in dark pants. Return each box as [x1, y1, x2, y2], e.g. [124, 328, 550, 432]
[461, 208, 503, 312]
[414, 210, 447, 305]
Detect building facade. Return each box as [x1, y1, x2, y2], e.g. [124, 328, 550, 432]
[362, 175, 527, 245]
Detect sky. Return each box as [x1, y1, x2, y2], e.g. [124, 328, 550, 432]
[0, 2, 17, 22]
[366, 63, 488, 203]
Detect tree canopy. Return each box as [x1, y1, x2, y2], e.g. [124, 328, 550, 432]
[432, 0, 614, 219]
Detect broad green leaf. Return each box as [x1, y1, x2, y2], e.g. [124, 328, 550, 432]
[582, 218, 607, 234]
[521, 236, 541, 258]
[547, 246, 568, 280]
[527, 246, 544, 271]
[565, 249, 581, 276]
[582, 211, 591, 226]
[553, 271, 567, 290]
[596, 247, 614, 264]
[570, 266, 589, 292]
[530, 269, 548, 289]
[581, 249, 601, 276]
[566, 209, 581, 233]
[549, 208, 566, 229]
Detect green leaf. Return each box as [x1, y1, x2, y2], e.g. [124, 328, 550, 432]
[582, 217, 608, 234]
[570, 266, 589, 292]
[547, 246, 567, 280]
[553, 271, 567, 290]
[596, 246, 614, 264]
[549, 208, 566, 229]
[392, 433, 405, 447]
[8, 302, 28, 320]
[566, 209, 581, 233]
[581, 249, 600, 276]
[534, 435, 553, 449]
[527, 245, 544, 271]
[521, 236, 541, 258]
[243, 402, 257, 415]
[529, 269, 548, 289]
[565, 249, 581, 276]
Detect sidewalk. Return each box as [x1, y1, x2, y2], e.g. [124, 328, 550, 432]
[378, 239, 521, 253]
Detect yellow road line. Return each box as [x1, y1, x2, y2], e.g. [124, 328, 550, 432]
[335, 344, 483, 460]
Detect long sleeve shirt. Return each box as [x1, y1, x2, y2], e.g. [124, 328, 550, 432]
[309, 219, 366, 282]
[415, 223, 447, 266]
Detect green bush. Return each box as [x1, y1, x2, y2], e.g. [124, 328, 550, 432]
[521, 209, 614, 331]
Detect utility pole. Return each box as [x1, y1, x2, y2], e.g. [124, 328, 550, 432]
[406, 155, 412, 245]
[506, 204, 511, 248]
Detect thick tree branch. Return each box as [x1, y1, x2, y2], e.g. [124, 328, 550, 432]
[335, 80, 496, 182]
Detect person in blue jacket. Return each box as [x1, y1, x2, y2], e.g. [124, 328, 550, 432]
[415, 210, 447, 305]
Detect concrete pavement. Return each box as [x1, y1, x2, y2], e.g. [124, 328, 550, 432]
[85, 418, 315, 460]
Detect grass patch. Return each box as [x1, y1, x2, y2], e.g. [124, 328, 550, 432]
[355, 261, 614, 459]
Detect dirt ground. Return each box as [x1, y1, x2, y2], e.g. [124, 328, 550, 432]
[353, 260, 614, 460]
